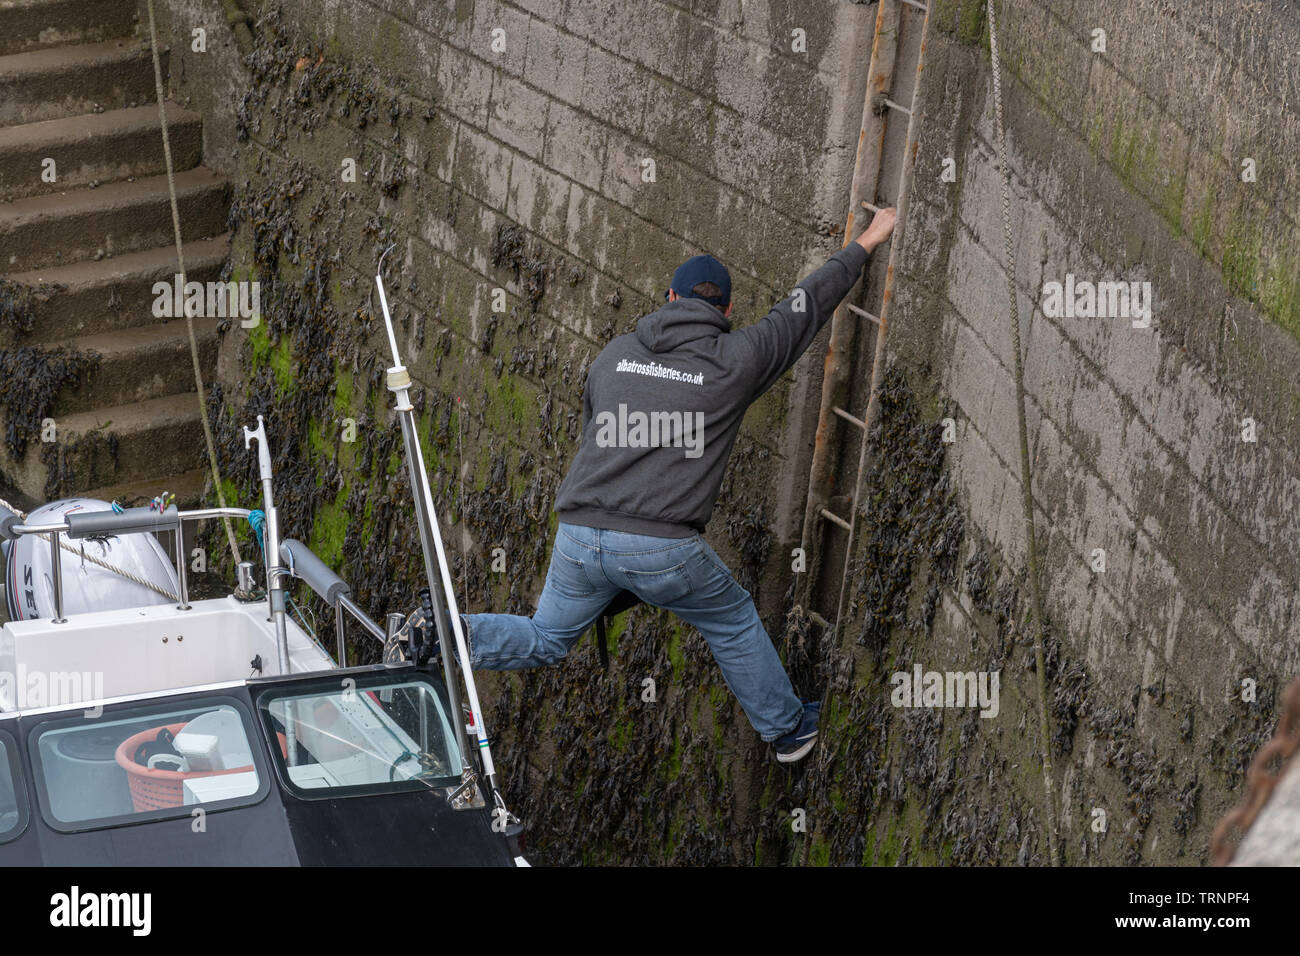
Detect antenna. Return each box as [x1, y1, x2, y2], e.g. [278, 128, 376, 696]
[376, 243, 403, 367]
[374, 248, 515, 824]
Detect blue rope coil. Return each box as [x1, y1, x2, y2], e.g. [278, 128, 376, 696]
[248, 509, 266, 553]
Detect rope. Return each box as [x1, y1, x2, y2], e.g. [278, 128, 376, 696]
[143, 0, 241, 569]
[247, 509, 266, 552]
[986, 0, 1059, 865]
[55, 537, 178, 600]
[0, 494, 178, 602]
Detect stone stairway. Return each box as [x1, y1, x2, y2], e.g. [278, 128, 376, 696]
[0, 0, 230, 509]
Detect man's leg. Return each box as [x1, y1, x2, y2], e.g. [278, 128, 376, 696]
[661, 545, 804, 741]
[465, 523, 618, 669]
[599, 530, 804, 741]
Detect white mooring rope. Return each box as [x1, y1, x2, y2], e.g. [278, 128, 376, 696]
[0, 494, 179, 602]
[144, 0, 242, 568]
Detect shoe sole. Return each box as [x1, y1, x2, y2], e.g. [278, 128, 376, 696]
[775, 733, 817, 763]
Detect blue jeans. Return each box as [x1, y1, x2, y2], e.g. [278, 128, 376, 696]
[463, 523, 804, 741]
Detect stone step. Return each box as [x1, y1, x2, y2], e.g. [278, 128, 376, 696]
[0, 102, 202, 202]
[18, 391, 207, 501]
[82, 465, 209, 509]
[3, 234, 231, 340]
[0, 165, 228, 272]
[0, 0, 138, 57]
[0, 38, 163, 128]
[58, 315, 222, 414]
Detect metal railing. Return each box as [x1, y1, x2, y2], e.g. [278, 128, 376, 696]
[5, 506, 385, 667]
[9, 506, 249, 624]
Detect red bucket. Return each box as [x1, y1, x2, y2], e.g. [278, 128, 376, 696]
[113, 722, 256, 812]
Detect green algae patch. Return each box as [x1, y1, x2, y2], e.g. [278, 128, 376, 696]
[311, 484, 350, 569]
[667, 624, 686, 683]
[608, 717, 633, 753]
[935, 0, 988, 49]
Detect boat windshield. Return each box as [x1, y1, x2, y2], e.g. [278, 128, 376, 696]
[31, 699, 266, 830]
[0, 731, 23, 842]
[258, 675, 462, 796]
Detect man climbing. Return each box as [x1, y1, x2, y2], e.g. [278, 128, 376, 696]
[443, 207, 897, 763]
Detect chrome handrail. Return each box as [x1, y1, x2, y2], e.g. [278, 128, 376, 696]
[9, 507, 252, 625]
[8, 504, 393, 682]
[8, 506, 252, 538]
[338, 594, 386, 644]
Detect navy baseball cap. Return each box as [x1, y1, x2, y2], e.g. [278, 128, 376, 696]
[667, 254, 731, 307]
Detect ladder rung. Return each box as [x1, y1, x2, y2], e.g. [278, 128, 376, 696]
[860, 200, 881, 213]
[832, 406, 866, 430]
[898, 0, 928, 11]
[818, 508, 852, 532]
[883, 97, 912, 116]
[846, 303, 880, 324]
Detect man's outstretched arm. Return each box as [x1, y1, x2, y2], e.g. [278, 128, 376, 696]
[736, 207, 897, 401]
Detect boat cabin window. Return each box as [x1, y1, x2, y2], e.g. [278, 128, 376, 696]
[258, 676, 461, 796]
[31, 700, 266, 830]
[0, 730, 25, 843]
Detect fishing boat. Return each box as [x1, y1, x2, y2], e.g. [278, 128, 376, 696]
[0, 253, 525, 866]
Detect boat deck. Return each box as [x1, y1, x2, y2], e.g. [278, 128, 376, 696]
[0, 596, 334, 713]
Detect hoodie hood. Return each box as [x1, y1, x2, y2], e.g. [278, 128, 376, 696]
[635, 298, 731, 354]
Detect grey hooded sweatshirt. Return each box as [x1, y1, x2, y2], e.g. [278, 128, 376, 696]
[554, 242, 872, 538]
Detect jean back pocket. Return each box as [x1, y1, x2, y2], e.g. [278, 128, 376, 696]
[621, 562, 693, 606]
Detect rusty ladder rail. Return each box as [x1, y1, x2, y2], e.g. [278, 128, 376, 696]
[798, 0, 931, 636]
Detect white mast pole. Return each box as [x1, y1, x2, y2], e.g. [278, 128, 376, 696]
[375, 246, 508, 813]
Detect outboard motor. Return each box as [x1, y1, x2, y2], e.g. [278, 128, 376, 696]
[4, 498, 180, 621]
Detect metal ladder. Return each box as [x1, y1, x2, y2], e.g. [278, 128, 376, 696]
[797, 0, 932, 635]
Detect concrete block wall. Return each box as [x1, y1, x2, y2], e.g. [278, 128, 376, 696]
[841, 0, 1300, 862]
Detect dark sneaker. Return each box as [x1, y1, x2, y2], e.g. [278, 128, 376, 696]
[774, 701, 820, 763]
[417, 604, 450, 665]
[388, 591, 454, 665]
[426, 608, 470, 662]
